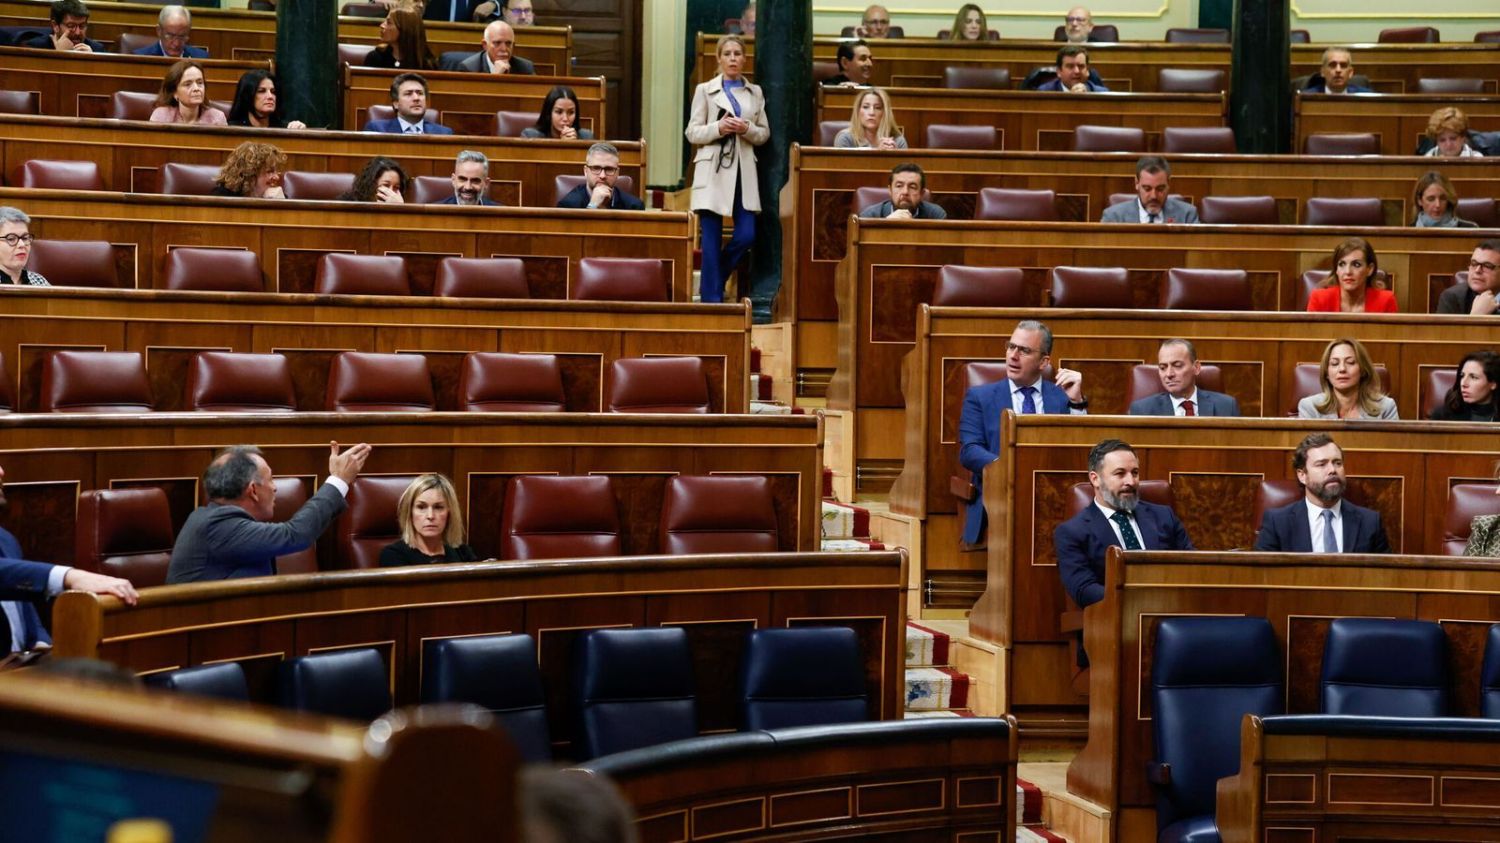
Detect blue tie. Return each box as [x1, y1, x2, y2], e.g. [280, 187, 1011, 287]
[1020, 386, 1037, 414]
[1321, 509, 1338, 554]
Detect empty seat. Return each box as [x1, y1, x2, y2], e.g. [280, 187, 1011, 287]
[1159, 267, 1251, 310]
[188, 352, 296, 412]
[163, 247, 264, 293]
[1303, 133, 1379, 156]
[433, 257, 529, 299]
[1378, 25, 1439, 43]
[144, 663, 250, 701]
[811, 61, 841, 85]
[281, 171, 356, 201]
[1478, 30, 1500, 44]
[1457, 197, 1499, 228]
[572, 627, 698, 759]
[817, 121, 850, 146]
[108, 90, 157, 121]
[1200, 195, 1278, 224]
[573, 257, 668, 302]
[1414, 77, 1486, 94]
[1320, 617, 1448, 716]
[1126, 364, 1224, 407]
[659, 475, 778, 554]
[741, 627, 868, 730]
[495, 109, 535, 137]
[553, 174, 635, 206]
[1422, 368, 1455, 420]
[1304, 196, 1383, 226]
[942, 66, 1010, 89]
[74, 487, 174, 587]
[41, 351, 152, 413]
[1443, 483, 1500, 556]
[606, 357, 711, 414]
[500, 475, 621, 560]
[0, 90, 40, 115]
[1253, 480, 1303, 532]
[1150, 616, 1283, 843]
[421, 634, 552, 761]
[271, 479, 319, 574]
[932, 265, 1026, 307]
[365, 104, 442, 126]
[976, 187, 1057, 222]
[1164, 27, 1229, 43]
[1157, 68, 1226, 93]
[325, 351, 434, 412]
[409, 175, 456, 205]
[314, 253, 410, 296]
[460, 352, 566, 412]
[276, 648, 392, 721]
[335, 475, 415, 569]
[924, 123, 1000, 150]
[25, 239, 119, 288]
[17, 159, 104, 190]
[336, 42, 369, 67]
[1049, 266, 1133, 309]
[1072, 125, 1146, 153]
[160, 162, 223, 197]
[1484, 625, 1500, 717]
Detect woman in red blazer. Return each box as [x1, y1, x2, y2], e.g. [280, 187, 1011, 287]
[1307, 236, 1398, 313]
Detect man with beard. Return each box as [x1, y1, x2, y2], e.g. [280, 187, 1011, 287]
[438, 150, 500, 206]
[1101, 157, 1199, 224]
[1255, 433, 1390, 553]
[557, 143, 645, 210]
[1055, 439, 1193, 610]
[859, 164, 946, 220]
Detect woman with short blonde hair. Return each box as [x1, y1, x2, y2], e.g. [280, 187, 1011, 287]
[379, 473, 478, 566]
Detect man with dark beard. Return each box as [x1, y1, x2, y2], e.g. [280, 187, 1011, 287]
[1055, 439, 1194, 609]
[858, 164, 946, 220]
[1255, 433, 1391, 553]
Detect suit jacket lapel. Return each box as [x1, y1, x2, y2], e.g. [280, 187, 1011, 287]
[1342, 504, 1360, 552]
[1135, 505, 1160, 549]
[1083, 506, 1120, 550]
[1292, 502, 1315, 552]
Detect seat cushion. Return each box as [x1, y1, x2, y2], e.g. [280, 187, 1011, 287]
[659, 475, 779, 554]
[1158, 816, 1220, 843]
[460, 352, 566, 412]
[325, 352, 434, 412]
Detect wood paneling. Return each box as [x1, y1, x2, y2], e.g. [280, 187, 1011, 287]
[0, 46, 266, 118]
[1297, 93, 1500, 156]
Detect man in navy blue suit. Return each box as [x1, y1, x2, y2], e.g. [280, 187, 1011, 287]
[131, 5, 208, 59]
[435, 150, 500, 206]
[557, 143, 645, 211]
[1127, 338, 1240, 417]
[957, 320, 1087, 548]
[1055, 439, 1194, 610]
[363, 73, 455, 135]
[1254, 433, 1391, 554]
[0, 461, 138, 656]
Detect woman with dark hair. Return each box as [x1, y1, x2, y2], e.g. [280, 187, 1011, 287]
[1306, 237, 1397, 313]
[1411, 170, 1477, 228]
[227, 70, 307, 129]
[149, 59, 227, 125]
[364, 6, 436, 70]
[521, 86, 594, 139]
[339, 156, 407, 204]
[211, 141, 286, 198]
[1432, 350, 1500, 421]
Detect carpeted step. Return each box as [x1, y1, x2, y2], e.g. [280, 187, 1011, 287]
[905, 666, 969, 711]
[819, 538, 886, 552]
[1018, 825, 1067, 842]
[905, 621, 950, 668]
[821, 500, 871, 540]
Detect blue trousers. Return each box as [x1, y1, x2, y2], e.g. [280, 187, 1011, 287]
[698, 181, 756, 303]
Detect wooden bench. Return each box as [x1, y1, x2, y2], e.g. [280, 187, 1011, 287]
[0, 46, 266, 117]
[342, 66, 606, 136]
[1297, 92, 1500, 156]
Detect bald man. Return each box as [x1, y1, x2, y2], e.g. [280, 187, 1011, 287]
[454, 19, 534, 74]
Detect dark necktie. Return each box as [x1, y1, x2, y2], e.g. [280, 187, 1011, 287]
[1111, 510, 1142, 550]
[1182, 399, 1196, 416]
[1019, 386, 1037, 414]
[1321, 509, 1338, 554]
[1148, 212, 1160, 223]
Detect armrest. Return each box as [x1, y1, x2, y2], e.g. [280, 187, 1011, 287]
[949, 475, 976, 504]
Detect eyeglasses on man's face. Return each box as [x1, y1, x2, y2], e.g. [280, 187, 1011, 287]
[1471, 260, 1499, 273]
[585, 164, 619, 176]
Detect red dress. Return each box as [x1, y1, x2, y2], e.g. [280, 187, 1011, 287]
[1306, 286, 1398, 313]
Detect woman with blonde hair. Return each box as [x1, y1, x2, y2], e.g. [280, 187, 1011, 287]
[1296, 337, 1398, 420]
[379, 473, 477, 566]
[1425, 106, 1482, 158]
[948, 4, 989, 40]
[211, 141, 287, 198]
[1411, 170, 1477, 228]
[834, 87, 906, 150]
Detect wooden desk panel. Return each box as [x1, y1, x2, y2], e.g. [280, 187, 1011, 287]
[0, 114, 643, 206]
[342, 67, 605, 137]
[1296, 93, 1500, 156]
[0, 46, 266, 118]
[1070, 551, 1500, 839]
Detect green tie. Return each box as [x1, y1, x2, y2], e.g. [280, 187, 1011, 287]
[1111, 510, 1142, 550]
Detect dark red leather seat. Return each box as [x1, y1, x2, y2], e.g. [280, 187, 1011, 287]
[163, 247, 264, 293]
[1414, 77, 1486, 94]
[188, 352, 297, 412]
[115, 32, 155, 53]
[314, 253, 410, 296]
[1477, 30, 1500, 44]
[1164, 27, 1229, 43]
[1303, 134, 1380, 156]
[500, 475, 621, 560]
[410, 176, 455, 205]
[924, 124, 1000, 150]
[854, 185, 933, 215]
[1157, 68, 1226, 92]
[334, 475, 416, 569]
[1200, 195, 1278, 224]
[1162, 126, 1236, 154]
[573, 257, 668, 302]
[272, 478, 319, 574]
[932, 265, 1026, 307]
[108, 90, 156, 121]
[282, 171, 357, 201]
[74, 487, 174, 587]
[325, 351, 435, 412]
[1072, 125, 1146, 153]
[159, 162, 222, 196]
[1049, 266, 1133, 309]
[976, 187, 1057, 221]
[41, 351, 152, 413]
[495, 110, 535, 137]
[1254, 480, 1304, 533]
[1444, 484, 1500, 555]
[1068, 479, 1174, 515]
[812, 61, 841, 84]
[337, 43, 369, 67]
[1126, 364, 1224, 407]
[1304, 197, 1384, 226]
[1159, 268, 1251, 310]
[606, 357, 711, 413]
[341, 3, 385, 16]
[0, 90, 39, 115]
[942, 66, 1010, 89]
[459, 352, 566, 412]
[1422, 368, 1455, 420]
[1457, 198, 1499, 228]
[659, 475, 779, 554]
[553, 174, 636, 206]
[434, 257, 529, 298]
[818, 121, 849, 146]
[17, 159, 104, 190]
[25, 239, 119, 288]
[1378, 26, 1439, 43]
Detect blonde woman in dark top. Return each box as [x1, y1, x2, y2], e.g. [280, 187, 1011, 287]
[378, 473, 478, 566]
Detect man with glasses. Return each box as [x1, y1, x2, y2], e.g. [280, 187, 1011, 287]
[132, 5, 206, 58]
[437, 150, 499, 206]
[1061, 6, 1096, 43]
[558, 143, 644, 210]
[450, 19, 534, 74]
[1438, 239, 1500, 315]
[21, 0, 104, 53]
[856, 5, 894, 38]
[469, 0, 534, 25]
[956, 320, 1087, 548]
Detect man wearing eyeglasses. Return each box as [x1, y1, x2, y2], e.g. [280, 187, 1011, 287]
[1438, 239, 1500, 316]
[131, 5, 207, 59]
[856, 5, 893, 38]
[468, 0, 534, 26]
[956, 320, 1087, 548]
[557, 142, 644, 210]
[1062, 7, 1096, 43]
[21, 0, 104, 53]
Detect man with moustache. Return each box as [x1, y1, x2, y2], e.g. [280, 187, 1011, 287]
[1101, 157, 1199, 224]
[437, 150, 500, 206]
[1128, 338, 1239, 416]
[1255, 433, 1391, 553]
[450, 20, 534, 74]
[859, 163, 945, 220]
[557, 143, 645, 210]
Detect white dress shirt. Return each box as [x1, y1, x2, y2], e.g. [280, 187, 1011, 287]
[1169, 389, 1199, 417]
[398, 114, 425, 133]
[1306, 500, 1344, 553]
[1007, 377, 1086, 415]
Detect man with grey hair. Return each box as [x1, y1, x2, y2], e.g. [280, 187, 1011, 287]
[166, 442, 372, 583]
[557, 142, 645, 210]
[437, 150, 499, 206]
[1301, 46, 1372, 94]
[132, 4, 206, 58]
[1101, 157, 1199, 224]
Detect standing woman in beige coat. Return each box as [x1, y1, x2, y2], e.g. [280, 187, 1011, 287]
[684, 35, 770, 303]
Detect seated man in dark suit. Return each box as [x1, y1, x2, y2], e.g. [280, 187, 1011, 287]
[363, 73, 455, 135]
[1036, 45, 1108, 92]
[558, 142, 645, 210]
[858, 163, 945, 220]
[1300, 47, 1373, 94]
[131, 5, 208, 58]
[1437, 239, 1500, 316]
[1128, 338, 1240, 416]
[448, 20, 534, 74]
[438, 150, 501, 205]
[1101, 157, 1199, 224]
[957, 319, 1087, 547]
[166, 442, 372, 583]
[821, 39, 874, 87]
[1055, 439, 1193, 609]
[1254, 432, 1391, 553]
[20, 0, 105, 53]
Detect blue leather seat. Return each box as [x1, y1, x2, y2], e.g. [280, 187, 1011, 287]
[421, 634, 552, 761]
[144, 663, 249, 702]
[1151, 616, 1283, 843]
[572, 627, 698, 759]
[1483, 624, 1500, 718]
[1320, 618, 1448, 717]
[276, 648, 392, 721]
[741, 627, 868, 730]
